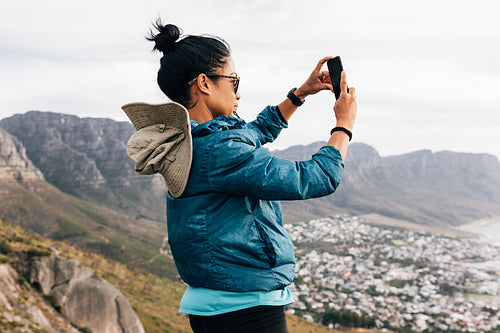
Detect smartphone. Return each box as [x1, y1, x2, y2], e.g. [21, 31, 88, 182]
[327, 56, 348, 100]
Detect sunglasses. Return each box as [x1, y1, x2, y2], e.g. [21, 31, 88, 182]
[189, 74, 239, 94]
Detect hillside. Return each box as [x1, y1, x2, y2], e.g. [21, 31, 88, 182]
[1, 123, 179, 281]
[1, 219, 349, 333]
[0, 177, 179, 281]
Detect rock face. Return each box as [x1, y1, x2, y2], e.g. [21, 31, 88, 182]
[0, 111, 134, 191]
[26, 256, 145, 333]
[0, 128, 44, 181]
[0, 111, 166, 221]
[0, 263, 80, 333]
[275, 142, 500, 225]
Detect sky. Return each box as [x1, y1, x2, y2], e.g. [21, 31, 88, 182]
[1, 0, 499, 159]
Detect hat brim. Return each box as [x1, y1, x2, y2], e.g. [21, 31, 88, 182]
[122, 102, 192, 198]
[122, 102, 190, 131]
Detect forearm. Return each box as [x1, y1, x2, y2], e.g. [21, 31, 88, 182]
[276, 86, 307, 122]
[327, 127, 351, 161]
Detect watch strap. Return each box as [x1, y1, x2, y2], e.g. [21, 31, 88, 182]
[287, 88, 305, 106]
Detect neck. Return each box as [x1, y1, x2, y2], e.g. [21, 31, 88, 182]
[188, 104, 214, 124]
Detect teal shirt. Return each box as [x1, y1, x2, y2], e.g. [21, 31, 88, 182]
[179, 286, 295, 316]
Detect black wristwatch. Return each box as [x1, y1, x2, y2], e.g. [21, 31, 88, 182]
[287, 88, 305, 107]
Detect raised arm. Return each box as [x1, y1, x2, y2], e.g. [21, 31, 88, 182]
[279, 57, 357, 160]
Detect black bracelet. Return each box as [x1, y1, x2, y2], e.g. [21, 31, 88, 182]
[330, 127, 353, 141]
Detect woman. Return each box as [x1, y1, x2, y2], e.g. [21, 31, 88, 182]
[124, 20, 357, 333]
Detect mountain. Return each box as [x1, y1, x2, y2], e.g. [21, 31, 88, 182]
[0, 111, 166, 222]
[2, 111, 500, 227]
[0, 127, 178, 281]
[274, 142, 500, 225]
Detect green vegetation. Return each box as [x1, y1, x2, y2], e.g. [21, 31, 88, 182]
[78, 328, 92, 333]
[321, 309, 377, 328]
[0, 179, 179, 281]
[0, 240, 13, 254]
[465, 293, 494, 300]
[26, 248, 52, 260]
[51, 217, 88, 240]
[43, 294, 58, 307]
[391, 239, 407, 246]
[387, 279, 414, 289]
[439, 283, 461, 296]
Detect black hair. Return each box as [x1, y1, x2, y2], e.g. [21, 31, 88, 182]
[146, 18, 231, 108]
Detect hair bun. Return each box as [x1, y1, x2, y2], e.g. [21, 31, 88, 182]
[147, 20, 182, 53]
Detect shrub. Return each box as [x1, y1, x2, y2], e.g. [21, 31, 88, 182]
[26, 248, 51, 260]
[43, 294, 57, 307]
[79, 327, 92, 333]
[0, 241, 13, 255]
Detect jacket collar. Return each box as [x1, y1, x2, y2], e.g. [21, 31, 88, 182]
[190, 115, 246, 137]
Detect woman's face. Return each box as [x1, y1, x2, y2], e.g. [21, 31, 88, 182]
[207, 57, 241, 118]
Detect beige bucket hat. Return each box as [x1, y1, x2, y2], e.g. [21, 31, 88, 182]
[122, 102, 192, 198]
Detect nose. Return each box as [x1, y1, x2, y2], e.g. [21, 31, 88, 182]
[235, 92, 241, 100]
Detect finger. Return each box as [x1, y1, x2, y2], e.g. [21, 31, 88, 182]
[322, 83, 334, 92]
[315, 56, 333, 72]
[320, 71, 331, 84]
[340, 71, 348, 94]
[349, 86, 356, 95]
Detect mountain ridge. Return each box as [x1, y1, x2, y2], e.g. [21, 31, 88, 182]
[274, 142, 500, 225]
[0, 111, 167, 222]
[2, 111, 500, 226]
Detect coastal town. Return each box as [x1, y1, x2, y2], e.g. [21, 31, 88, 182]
[285, 215, 500, 332]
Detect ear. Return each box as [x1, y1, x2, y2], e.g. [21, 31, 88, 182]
[195, 74, 212, 95]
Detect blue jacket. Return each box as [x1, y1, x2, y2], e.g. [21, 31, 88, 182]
[166, 106, 344, 291]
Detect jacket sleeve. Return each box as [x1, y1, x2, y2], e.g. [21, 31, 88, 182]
[206, 134, 344, 201]
[245, 106, 288, 146]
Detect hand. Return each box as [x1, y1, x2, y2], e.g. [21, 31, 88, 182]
[333, 71, 357, 130]
[294, 56, 334, 99]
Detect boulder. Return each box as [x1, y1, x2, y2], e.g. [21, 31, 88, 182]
[0, 263, 79, 332]
[28, 256, 145, 333]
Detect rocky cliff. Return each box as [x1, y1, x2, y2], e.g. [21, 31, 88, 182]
[0, 111, 166, 221]
[275, 142, 500, 225]
[0, 128, 44, 181]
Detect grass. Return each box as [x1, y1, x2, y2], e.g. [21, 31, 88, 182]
[464, 293, 494, 301]
[391, 240, 407, 246]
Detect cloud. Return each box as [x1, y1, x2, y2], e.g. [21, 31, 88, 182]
[0, 0, 499, 159]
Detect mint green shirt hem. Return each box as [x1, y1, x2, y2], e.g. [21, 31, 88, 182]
[179, 286, 295, 316]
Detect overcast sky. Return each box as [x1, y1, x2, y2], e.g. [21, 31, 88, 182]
[1, 0, 499, 159]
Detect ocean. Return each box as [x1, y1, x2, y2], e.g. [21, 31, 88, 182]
[460, 219, 500, 271]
